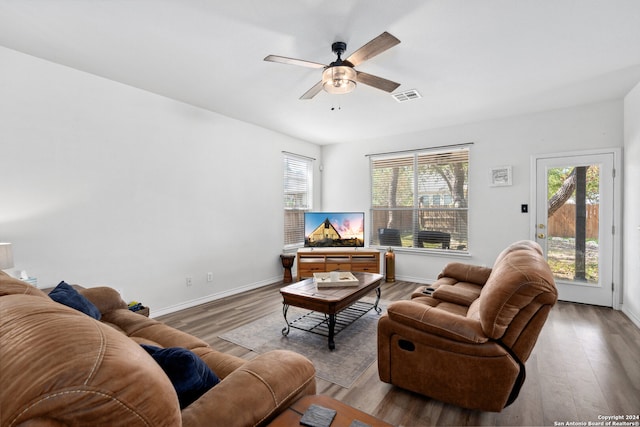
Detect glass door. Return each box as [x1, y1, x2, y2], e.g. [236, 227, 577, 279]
[534, 153, 615, 307]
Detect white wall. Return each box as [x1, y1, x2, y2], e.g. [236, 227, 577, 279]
[322, 100, 624, 284]
[623, 82, 640, 327]
[0, 46, 321, 315]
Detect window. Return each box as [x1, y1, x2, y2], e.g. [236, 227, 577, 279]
[370, 146, 469, 251]
[283, 152, 313, 247]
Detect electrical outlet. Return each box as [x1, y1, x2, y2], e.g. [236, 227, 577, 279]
[207, 272, 213, 282]
[186, 277, 192, 287]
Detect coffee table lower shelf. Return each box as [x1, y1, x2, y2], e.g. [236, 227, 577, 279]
[281, 300, 380, 350]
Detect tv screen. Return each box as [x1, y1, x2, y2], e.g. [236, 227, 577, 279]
[304, 212, 365, 247]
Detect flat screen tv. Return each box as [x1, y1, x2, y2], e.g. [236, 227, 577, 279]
[304, 212, 365, 248]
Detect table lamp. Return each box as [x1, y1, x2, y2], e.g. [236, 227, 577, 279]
[0, 242, 14, 271]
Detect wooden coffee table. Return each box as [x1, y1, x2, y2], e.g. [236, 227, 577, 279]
[267, 395, 393, 427]
[280, 272, 383, 350]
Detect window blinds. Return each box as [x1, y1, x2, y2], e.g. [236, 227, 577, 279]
[283, 153, 313, 247]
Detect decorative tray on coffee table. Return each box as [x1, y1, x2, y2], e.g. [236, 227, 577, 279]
[313, 271, 359, 288]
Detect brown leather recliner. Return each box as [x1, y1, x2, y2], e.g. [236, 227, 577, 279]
[377, 240, 557, 411]
[0, 272, 316, 426]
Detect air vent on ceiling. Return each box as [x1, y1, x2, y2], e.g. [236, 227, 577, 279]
[392, 89, 422, 103]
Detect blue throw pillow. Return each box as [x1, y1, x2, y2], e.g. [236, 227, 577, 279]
[49, 281, 101, 320]
[141, 344, 219, 409]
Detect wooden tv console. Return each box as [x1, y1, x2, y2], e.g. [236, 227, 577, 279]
[296, 248, 380, 279]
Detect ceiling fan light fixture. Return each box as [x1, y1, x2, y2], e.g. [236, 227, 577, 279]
[322, 66, 356, 94]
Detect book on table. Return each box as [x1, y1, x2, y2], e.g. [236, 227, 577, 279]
[313, 271, 359, 288]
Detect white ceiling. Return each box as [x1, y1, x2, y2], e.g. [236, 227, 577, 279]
[1, 0, 640, 145]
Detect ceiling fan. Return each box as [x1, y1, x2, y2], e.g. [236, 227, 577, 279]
[264, 31, 401, 100]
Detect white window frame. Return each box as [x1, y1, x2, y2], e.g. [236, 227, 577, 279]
[369, 145, 470, 253]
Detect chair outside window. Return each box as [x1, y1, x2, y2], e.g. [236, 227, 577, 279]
[378, 228, 402, 247]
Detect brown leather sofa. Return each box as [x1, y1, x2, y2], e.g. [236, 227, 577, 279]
[378, 240, 557, 411]
[0, 272, 316, 426]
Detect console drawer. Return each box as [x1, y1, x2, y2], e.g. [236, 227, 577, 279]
[296, 249, 380, 279]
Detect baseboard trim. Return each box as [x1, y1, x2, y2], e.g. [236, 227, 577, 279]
[395, 275, 433, 285]
[151, 274, 437, 318]
[621, 305, 640, 330]
[150, 276, 281, 318]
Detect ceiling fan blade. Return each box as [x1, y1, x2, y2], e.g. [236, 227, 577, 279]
[345, 31, 400, 66]
[264, 55, 326, 69]
[356, 71, 400, 93]
[300, 81, 324, 100]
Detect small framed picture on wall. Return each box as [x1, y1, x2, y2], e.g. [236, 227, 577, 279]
[489, 166, 512, 187]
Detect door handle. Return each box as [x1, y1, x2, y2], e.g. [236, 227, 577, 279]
[538, 224, 545, 229]
[537, 233, 546, 239]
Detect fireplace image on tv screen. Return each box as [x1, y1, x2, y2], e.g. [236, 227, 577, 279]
[304, 212, 365, 248]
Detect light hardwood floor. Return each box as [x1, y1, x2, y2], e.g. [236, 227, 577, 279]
[157, 280, 640, 427]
